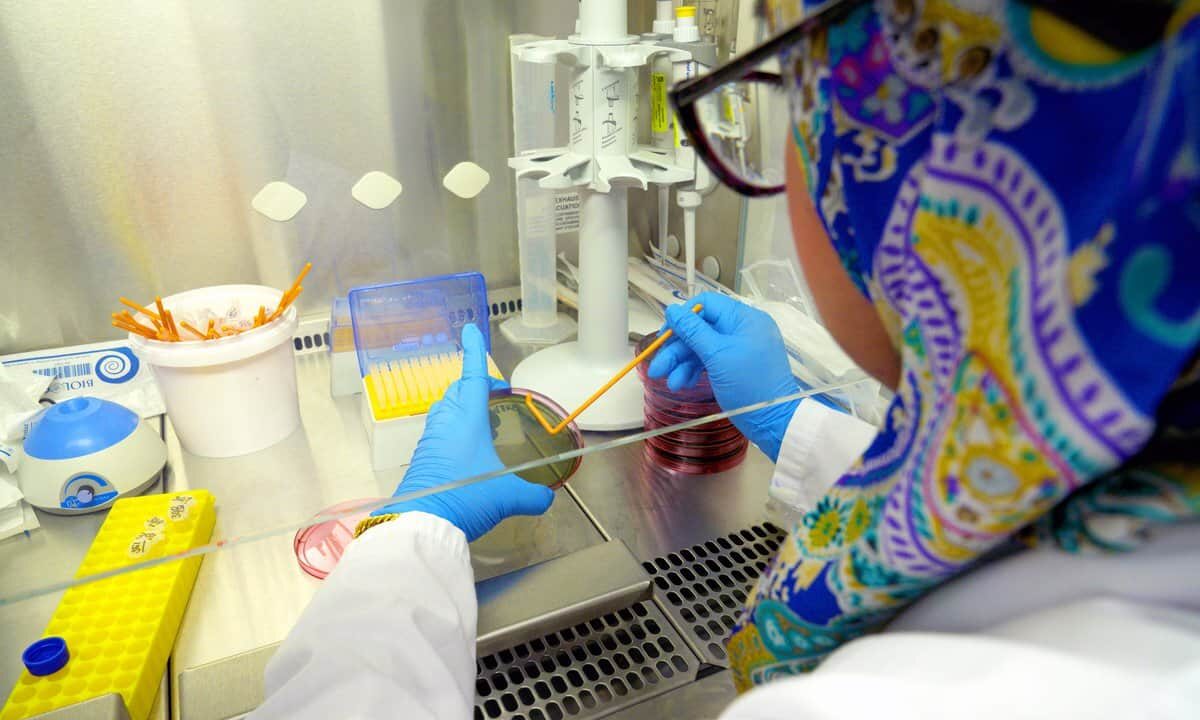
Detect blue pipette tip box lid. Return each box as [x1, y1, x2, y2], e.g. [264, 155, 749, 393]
[347, 272, 491, 377]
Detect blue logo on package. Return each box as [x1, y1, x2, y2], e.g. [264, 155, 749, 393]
[60, 473, 118, 509]
[93, 347, 139, 384]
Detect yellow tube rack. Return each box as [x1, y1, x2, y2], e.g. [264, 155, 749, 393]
[1, 490, 216, 720]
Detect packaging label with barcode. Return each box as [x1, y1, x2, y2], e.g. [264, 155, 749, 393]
[1, 340, 164, 418]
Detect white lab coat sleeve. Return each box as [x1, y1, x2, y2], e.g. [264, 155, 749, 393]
[720, 598, 1200, 720]
[769, 400, 877, 514]
[251, 512, 476, 720]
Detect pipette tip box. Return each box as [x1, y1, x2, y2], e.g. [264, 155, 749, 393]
[348, 273, 501, 470]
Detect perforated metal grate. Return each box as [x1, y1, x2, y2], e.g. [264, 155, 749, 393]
[473, 601, 697, 720]
[643, 523, 786, 666]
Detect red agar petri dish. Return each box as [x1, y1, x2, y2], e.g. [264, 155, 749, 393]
[637, 331, 749, 474]
[643, 441, 748, 474]
[293, 498, 380, 580]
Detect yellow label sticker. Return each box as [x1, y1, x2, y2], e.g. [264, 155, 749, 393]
[651, 73, 669, 134]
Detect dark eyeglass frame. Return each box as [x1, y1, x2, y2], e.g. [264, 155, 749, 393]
[669, 0, 1175, 197]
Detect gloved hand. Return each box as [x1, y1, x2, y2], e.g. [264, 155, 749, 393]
[648, 291, 800, 462]
[374, 323, 555, 541]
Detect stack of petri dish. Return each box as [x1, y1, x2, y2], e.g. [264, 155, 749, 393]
[636, 332, 748, 474]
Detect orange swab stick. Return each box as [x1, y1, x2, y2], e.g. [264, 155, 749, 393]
[112, 312, 158, 337]
[111, 316, 146, 333]
[111, 317, 158, 339]
[179, 320, 207, 340]
[154, 298, 179, 341]
[114, 325, 158, 340]
[286, 262, 312, 297]
[120, 297, 160, 322]
[162, 309, 180, 341]
[269, 285, 302, 322]
[269, 262, 311, 320]
[525, 304, 704, 435]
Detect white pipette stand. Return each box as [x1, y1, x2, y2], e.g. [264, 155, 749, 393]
[508, 0, 694, 430]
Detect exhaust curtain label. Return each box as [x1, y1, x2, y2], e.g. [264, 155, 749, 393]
[555, 192, 581, 234]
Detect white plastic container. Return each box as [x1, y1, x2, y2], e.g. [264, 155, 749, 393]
[128, 284, 301, 458]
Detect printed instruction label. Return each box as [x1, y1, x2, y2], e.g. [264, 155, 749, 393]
[651, 73, 669, 134]
[554, 192, 581, 235]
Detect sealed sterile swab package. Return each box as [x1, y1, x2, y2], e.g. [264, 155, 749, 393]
[0, 363, 51, 436]
[0, 340, 165, 424]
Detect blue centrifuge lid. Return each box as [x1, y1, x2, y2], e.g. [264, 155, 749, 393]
[23, 637, 69, 676]
[348, 272, 490, 376]
[24, 397, 139, 461]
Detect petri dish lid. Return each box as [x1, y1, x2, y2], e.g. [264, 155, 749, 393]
[489, 388, 584, 490]
[293, 498, 381, 580]
[348, 272, 490, 377]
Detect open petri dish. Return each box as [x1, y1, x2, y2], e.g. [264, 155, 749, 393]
[293, 498, 380, 580]
[489, 388, 583, 490]
[294, 389, 582, 580]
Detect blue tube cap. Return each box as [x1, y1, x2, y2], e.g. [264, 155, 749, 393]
[23, 637, 69, 676]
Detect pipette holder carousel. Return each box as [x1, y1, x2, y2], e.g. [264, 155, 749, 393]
[508, 0, 695, 430]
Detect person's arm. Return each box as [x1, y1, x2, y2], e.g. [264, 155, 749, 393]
[649, 292, 806, 462]
[252, 323, 555, 718]
[649, 290, 879, 508]
[771, 400, 877, 514]
[253, 512, 476, 719]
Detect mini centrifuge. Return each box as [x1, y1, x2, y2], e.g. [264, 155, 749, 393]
[19, 397, 166, 514]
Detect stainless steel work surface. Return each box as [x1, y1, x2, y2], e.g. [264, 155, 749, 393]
[2, 320, 787, 720]
[568, 434, 776, 563]
[476, 541, 651, 657]
[170, 349, 606, 719]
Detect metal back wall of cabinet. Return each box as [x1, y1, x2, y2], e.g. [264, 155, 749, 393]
[0, 0, 576, 354]
[624, 0, 746, 290]
[0, 1, 749, 355]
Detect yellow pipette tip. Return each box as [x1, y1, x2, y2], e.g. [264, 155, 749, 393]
[366, 351, 506, 421]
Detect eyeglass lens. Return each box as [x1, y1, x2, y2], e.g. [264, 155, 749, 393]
[692, 77, 788, 191]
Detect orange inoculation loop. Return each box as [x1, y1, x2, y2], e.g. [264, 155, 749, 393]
[524, 304, 703, 435]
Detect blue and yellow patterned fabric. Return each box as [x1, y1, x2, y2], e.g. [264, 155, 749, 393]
[731, 0, 1200, 690]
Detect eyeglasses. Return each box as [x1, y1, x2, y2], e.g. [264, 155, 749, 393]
[668, 0, 869, 197]
[669, 0, 1176, 198]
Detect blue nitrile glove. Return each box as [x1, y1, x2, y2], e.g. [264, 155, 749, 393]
[373, 323, 555, 541]
[648, 291, 800, 462]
